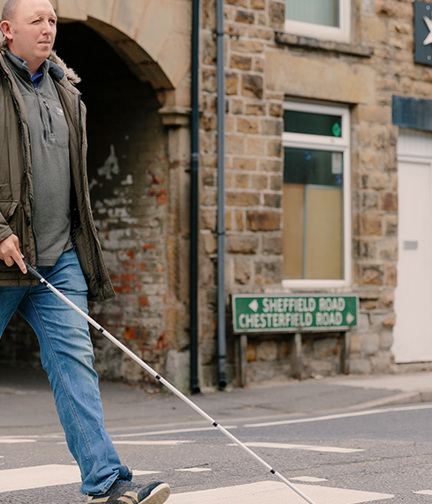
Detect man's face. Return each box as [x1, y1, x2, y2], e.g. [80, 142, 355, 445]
[1, 0, 57, 72]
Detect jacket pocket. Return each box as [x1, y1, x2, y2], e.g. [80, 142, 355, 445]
[0, 183, 19, 222]
[0, 199, 18, 224]
[0, 199, 19, 246]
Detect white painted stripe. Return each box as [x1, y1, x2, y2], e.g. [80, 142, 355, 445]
[132, 470, 162, 476]
[229, 442, 363, 453]
[246, 404, 432, 428]
[0, 434, 64, 442]
[113, 426, 237, 438]
[169, 480, 394, 504]
[0, 465, 161, 493]
[114, 440, 194, 446]
[58, 439, 195, 447]
[176, 468, 212, 473]
[291, 476, 328, 483]
[0, 465, 81, 492]
[415, 490, 432, 495]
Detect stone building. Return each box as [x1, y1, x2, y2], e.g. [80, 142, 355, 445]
[203, 0, 432, 385]
[1, 0, 432, 391]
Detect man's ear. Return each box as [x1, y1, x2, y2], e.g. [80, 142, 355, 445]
[0, 21, 13, 41]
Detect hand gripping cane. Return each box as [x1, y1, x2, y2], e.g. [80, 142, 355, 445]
[24, 262, 317, 504]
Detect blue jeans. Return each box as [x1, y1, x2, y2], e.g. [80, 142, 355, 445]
[0, 249, 130, 495]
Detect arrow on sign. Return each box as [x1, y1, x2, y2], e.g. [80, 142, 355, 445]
[346, 312, 355, 325]
[248, 299, 259, 312]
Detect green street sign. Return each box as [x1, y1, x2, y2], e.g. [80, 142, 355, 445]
[232, 294, 358, 334]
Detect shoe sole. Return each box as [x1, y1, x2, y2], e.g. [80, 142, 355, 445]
[141, 483, 171, 504]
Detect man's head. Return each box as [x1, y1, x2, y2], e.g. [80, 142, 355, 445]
[0, 0, 57, 75]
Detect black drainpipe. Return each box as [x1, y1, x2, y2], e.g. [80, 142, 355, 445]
[216, 0, 227, 390]
[190, 0, 201, 394]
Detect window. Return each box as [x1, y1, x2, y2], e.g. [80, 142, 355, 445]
[282, 101, 351, 288]
[285, 0, 351, 43]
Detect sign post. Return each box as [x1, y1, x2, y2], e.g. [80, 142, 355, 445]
[231, 294, 358, 384]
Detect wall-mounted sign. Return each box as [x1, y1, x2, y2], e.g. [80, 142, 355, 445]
[232, 294, 358, 334]
[415, 1, 432, 65]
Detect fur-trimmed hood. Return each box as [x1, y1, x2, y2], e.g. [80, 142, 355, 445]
[0, 33, 81, 84]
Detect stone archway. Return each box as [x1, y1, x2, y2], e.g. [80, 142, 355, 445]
[0, 0, 192, 390]
[51, 0, 191, 94]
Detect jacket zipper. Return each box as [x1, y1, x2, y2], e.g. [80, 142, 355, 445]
[35, 88, 54, 142]
[43, 99, 54, 134]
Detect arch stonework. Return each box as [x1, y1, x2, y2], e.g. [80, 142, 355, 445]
[0, 0, 191, 103]
[54, 0, 190, 98]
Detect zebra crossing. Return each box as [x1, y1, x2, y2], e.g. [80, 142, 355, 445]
[169, 481, 394, 504]
[0, 462, 395, 503]
[1, 417, 431, 503]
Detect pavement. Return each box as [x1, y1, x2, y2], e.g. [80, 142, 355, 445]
[1, 366, 432, 434]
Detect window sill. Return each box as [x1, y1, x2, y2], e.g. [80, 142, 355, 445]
[275, 31, 374, 59]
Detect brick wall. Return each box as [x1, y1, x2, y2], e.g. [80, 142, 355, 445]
[0, 23, 174, 387]
[74, 25, 172, 384]
[199, 0, 288, 385]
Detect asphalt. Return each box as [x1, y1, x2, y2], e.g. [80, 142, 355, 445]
[1, 366, 432, 434]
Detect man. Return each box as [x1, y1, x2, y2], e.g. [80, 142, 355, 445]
[0, 0, 170, 503]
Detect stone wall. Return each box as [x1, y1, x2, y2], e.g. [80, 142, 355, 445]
[351, 0, 426, 374]
[199, 0, 286, 385]
[197, 0, 432, 385]
[2, 0, 432, 389]
[199, 0, 291, 385]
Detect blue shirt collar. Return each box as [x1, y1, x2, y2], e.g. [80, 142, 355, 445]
[31, 70, 44, 88]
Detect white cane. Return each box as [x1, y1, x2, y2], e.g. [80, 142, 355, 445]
[25, 261, 318, 504]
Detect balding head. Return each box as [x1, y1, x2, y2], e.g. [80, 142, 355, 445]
[2, 0, 21, 22]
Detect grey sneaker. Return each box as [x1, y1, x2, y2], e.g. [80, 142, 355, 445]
[87, 480, 170, 504]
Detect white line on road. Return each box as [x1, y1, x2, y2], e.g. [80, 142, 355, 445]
[415, 490, 432, 495]
[291, 476, 328, 483]
[228, 441, 364, 453]
[0, 465, 161, 493]
[133, 470, 162, 476]
[0, 464, 81, 492]
[112, 426, 237, 438]
[0, 438, 36, 444]
[114, 440, 194, 446]
[176, 467, 212, 473]
[245, 404, 432, 428]
[57, 439, 195, 447]
[169, 480, 394, 504]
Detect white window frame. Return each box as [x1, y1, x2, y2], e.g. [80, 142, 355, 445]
[284, 0, 351, 43]
[282, 101, 352, 289]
